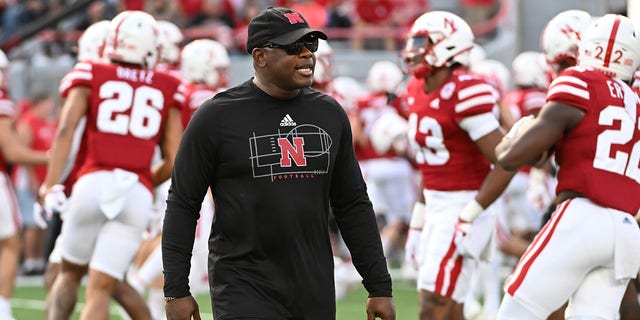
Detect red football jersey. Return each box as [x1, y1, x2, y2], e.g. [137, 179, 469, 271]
[406, 73, 500, 191]
[503, 87, 547, 120]
[19, 111, 56, 184]
[179, 82, 220, 128]
[548, 67, 640, 215]
[0, 89, 14, 173]
[354, 91, 398, 160]
[60, 62, 182, 191]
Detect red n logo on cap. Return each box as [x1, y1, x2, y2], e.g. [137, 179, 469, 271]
[284, 12, 305, 24]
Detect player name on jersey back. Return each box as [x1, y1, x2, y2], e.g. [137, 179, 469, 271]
[116, 66, 154, 84]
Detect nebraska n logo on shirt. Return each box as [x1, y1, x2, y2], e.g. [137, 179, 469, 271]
[249, 124, 333, 181]
[280, 114, 297, 126]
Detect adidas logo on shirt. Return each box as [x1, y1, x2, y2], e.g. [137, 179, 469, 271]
[280, 114, 297, 127]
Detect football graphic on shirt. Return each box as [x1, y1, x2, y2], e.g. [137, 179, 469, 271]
[249, 124, 332, 181]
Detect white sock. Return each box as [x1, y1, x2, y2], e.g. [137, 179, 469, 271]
[0, 296, 13, 318]
[480, 259, 501, 313]
[138, 246, 163, 285]
[147, 288, 165, 320]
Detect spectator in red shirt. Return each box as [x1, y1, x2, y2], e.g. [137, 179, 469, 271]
[291, 0, 328, 28]
[13, 92, 57, 276]
[352, 0, 395, 51]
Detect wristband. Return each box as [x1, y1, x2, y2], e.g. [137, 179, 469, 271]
[409, 202, 426, 229]
[164, 296, 178, 303]
[458, 199, 484, 223]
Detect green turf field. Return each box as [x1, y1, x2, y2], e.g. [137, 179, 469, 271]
[11, 276, 419, 319]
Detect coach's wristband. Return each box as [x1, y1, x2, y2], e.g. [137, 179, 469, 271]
[164, 296, 178, 303]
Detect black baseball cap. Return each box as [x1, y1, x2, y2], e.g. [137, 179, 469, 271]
[246, 7, 328, 53]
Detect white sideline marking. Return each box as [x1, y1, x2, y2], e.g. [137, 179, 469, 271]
[11, 298, 47, 310]
[11, 297, 214, 319]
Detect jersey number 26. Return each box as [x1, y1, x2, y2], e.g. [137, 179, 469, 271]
[97, 80, 164, 139]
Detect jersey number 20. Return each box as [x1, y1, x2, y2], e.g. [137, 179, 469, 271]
[97, 80, 164, 139]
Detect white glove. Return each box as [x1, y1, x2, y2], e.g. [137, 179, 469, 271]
[40, 184, 69, 220]
[404, 228, 422, 270]
[505, 115, 535, 139]
[143, 207, 164, 239]
[405, 202, 426, 270]
[33, 202, 50, 229]
[527, 168, 552, 211]
[454, 218, 473, 257]
[455, 199, 484, 257]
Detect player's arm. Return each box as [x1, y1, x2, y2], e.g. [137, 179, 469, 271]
[498, 99, 516, 130]
[463, 129, 517, 219]
[151, 106, 183, 187]
[40, 87, 89, 195]
[0, 118, 48, 165]
[496, 101, 583, 171]
[456, 84, 515, 221]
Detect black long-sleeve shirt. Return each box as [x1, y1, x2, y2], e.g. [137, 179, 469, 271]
[162, 80, 391, 319]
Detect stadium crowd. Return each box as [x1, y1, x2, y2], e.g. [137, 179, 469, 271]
[0, 1, 639, 320]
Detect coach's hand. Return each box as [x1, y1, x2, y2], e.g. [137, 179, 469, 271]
[165, 296, 200, 320]
[366, 297, 396, 319]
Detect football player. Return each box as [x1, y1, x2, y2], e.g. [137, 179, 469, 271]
[496, 14, 640, 320]
[0, 48, 49, 320]
[400, 11, 515, 319]
[39, 11, 183, 319]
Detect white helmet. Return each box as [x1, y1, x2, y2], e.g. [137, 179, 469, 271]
[370, 112, 409, 155]
[313, 39, 334, 87]
[181, 39, 230, 88]
[469, 59, 511, 92]
[157, 20, 184, 65]
[332, 76, 367, 111]
[77, 20, 110, 62]
[0, 49, 9, 88]
[468, 43, 487, 68]
[103, 10, 160, 68]
[0, 49, 8, 69]
[579, 14, 640, 82]
[512, 51, 551, 89]
[541, 10, 592, 67]
[366, 60, 403, 93]
[401, 11, 474, 78]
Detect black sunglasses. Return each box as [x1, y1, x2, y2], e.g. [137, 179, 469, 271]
[262, 39, 319, 55]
